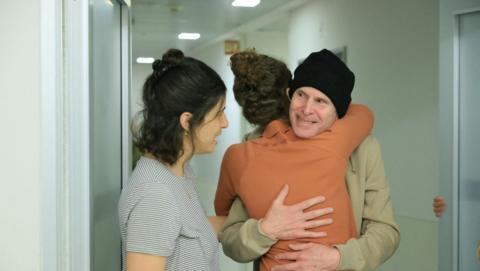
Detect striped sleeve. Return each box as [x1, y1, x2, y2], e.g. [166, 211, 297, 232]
[126, 183, 181, 256]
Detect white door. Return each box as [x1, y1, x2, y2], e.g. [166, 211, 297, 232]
[458, 10, 480, 271]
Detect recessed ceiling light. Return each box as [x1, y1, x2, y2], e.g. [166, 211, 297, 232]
[232, 0, 260, 7]
[136, 57, 155, 64]
[178, 32, 201, 40]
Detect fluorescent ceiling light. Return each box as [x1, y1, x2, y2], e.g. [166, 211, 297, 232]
[178, 32, 201, 40]
[232, 0, 260, 7]
[136, 57, 155, 64]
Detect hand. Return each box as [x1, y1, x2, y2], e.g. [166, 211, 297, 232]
[260, 184, 333, 240]
[271, 243, 340, 271]
[433, 196, 446, 218]
[208, 216, 226, 234]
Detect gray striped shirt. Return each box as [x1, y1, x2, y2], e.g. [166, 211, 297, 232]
[118, 157, 219, 271]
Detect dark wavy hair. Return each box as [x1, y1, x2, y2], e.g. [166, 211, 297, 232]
[133, 49, 226, 165]
[230, 49, 291, 129]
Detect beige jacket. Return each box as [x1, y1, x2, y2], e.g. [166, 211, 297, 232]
[218, 135, 400, 271]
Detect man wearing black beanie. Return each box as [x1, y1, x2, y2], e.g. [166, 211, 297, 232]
[287, 49, 355, 139]
[289, 49, 355, 118]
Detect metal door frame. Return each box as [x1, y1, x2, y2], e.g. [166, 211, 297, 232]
[39, 0, 131, 270]
[450, 6, 480, 271]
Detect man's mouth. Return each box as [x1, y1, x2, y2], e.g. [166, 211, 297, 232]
[297, 116, 318, 124]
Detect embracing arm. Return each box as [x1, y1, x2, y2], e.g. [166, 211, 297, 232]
[208, 216, 227, 235]
[219, 185, 332, 262]
[219, 198, 276, 262]
[327, 104, 374, 157]
[334, 136, 400, 270]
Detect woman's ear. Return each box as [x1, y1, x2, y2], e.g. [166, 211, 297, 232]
[179, 112, 193, 131]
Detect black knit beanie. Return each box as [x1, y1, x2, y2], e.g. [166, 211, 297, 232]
[289, 49, 355, 118]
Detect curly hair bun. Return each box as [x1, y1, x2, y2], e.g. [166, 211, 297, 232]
[230, 49, 260, 83]
[230, 49, 292, 127]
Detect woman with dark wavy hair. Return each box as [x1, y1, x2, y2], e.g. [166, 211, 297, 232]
[118, 49, 228, 271]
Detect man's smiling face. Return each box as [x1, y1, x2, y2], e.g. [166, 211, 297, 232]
[289, 87, 338, 138]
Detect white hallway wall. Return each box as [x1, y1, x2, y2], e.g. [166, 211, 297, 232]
[0, 1, 42, 271]
[288, 0, 439, 270]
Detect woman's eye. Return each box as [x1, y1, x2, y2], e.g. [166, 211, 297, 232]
[216, 109, 226, 118]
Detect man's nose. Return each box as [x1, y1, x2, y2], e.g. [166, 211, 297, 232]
[303, 99, 314, 114]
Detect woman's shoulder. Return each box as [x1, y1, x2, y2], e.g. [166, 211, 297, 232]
[225, 142, 249, 156]
[128, 157, 181, 187]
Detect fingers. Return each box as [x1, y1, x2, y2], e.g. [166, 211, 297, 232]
[433, 196, 446, 217]
[285, 230, 327, 239]
[303, 218, 333, 229]
[275, 251, 301, 261]
[299, 232, 327, 239]
[288, 242, 316, 251]
[433, 200, 445, 208]
[303, 207, 334, 220]
[294, 195, 326, 211]
[273, 184, 289, 205]
[434, 207, 444, 217]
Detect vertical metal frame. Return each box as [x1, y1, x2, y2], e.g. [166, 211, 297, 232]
[40, 0, 63, 270]
[451, 7, 480, 271]
[121, 3, 132, 188]
[451, 11, 460, 271]
[65, 0, 131, 271]
[65, 0, 92, 270]
[40, 0, 131, 270]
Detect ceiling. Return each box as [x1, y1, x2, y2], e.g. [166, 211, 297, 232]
[131, 0, 304, 59]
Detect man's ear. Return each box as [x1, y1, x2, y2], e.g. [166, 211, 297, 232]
[179, 112, 193, 131]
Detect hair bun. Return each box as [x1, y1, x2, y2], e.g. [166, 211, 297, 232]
[162, 49, 184, 63]
[230, 49, 261, 84]
[152, 49, 185, 77]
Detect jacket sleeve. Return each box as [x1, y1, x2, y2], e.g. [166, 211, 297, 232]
[218, 198, 276, 262]
[334, 137, 400, 271]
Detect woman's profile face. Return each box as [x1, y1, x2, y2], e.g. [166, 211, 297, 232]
[192, 98, 229, 154]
